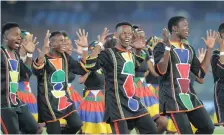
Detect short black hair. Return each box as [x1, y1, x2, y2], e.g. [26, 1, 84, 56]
[218, 23, 224, 33]
[2, 22, 19, 38]
[61, 31, 68, 38]
[168, 16, 186, 33]
[49, 31, 62, 39]
[132, 25, 139, 30]
[115, 22, 132, 30]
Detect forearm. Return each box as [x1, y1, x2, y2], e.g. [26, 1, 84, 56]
[144, 70, 149, 77]
[36, 54, 45, 65]
[89, 45, 101, 58]
[201, 48, 213, 72]
[157, 50, 170, 74]
[24, 56, 33, 67]
[79, 72, 89, 84]
[195, 76, 204, 84]
[147, 60, 159, 77]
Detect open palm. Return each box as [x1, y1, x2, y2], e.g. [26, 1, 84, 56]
[75, 29, 88, 48]
[22, 34, 39, 53]
[37, 30, 51, 57]
[202, 30, 217, 49]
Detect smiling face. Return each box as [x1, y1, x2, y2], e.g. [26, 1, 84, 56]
[115, 25, 133, 49]
[4, 27, 22, 50]
[173, 19, 189, 40]
[50, 34, 66, 54]
[65, 38, 73, 55]
[131, 30, 146, 49]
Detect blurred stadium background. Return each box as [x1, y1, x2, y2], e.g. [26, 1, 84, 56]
[1, 1, 224, 132]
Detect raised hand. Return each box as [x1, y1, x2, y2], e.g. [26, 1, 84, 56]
[21, 34, 39, 53]
[197, 48, 206, 63]
[74, 40, 84, 55]
[132, 38, 145, 49]
[216, 32, 224, 51]
[202, 29, 217, 49]
[162, 28, 170, 46]
[37, 30, 51, 57]
[97, 27, 109, 44]
[151, 36, 162, 49]
[75, 29, 88, 48]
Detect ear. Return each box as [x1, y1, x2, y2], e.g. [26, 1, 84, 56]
[114, 32, 118, 39]
[49, 42, 55, 48]
[172, 25, 178, 32]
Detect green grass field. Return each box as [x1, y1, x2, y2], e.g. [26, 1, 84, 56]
[39, 127, 224, 134]
[1, 126, 223, 134]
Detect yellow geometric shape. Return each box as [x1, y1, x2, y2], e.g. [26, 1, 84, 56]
[121, 52, 133, 62]
[9, 71, 19, 82]
[51, 90, 66, 98]
[96, 69, 102, 74]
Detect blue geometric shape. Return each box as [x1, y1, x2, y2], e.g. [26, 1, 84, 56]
[78, 110, 104, 123]
[128, 98, 139, 111]
[173, 48, 189, 63]
[53, 83, 63, 91]
[8, 59, 18, 71]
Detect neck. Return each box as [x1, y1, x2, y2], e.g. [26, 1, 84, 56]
[2, 42, 13, 52]
[49, 49, 61, 57]
[115, 42, 129, 51]
[170, 33, 181, 42]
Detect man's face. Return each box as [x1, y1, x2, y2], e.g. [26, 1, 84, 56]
[131, 31, 146, 48]
[174, 19, 189, 40]
[50, 34, 66, 53]
[117, 25, 133, 48]
[65, 39, 73, 55]
[4, 27, 22, 50]
[220, 31, 224, 39]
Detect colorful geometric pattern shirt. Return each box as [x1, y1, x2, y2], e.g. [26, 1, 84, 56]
[85, 47, 148, 122]
[32, 53, 87, 123]
[1, 46, 32, 108]
[153, 41, 206, 113]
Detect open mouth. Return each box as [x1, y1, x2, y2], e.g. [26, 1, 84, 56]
[185, 31, 189, 37]
[124, 39, 130, 44]
[15, 41, 20, 47]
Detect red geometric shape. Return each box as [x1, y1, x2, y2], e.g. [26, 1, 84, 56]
[58, 96, 72, 111]
[24, 81, 30, 92]
[176, 64, 190, 78]
[10, 93, 18, 105]
[123, 75, 135, 98]
[177, 78, 190, 93]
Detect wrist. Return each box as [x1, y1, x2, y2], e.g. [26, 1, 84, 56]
[165, 46, 171, 51]
[220, 52, 224, 56]
[27, 53, 33, 58]
[97, 42, 104, 50]
[82, 47, 88, 51]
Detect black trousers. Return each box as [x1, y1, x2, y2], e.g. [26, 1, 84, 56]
[46, 111, 82, 134]
[169, 107, 214, 134]
[110, 114, 157, 134]
[214, 83, 224, 125]
[1, 105, 38, 134]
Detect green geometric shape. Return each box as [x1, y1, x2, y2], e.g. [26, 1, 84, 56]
[51, 70, 65, 83]
[140, 50, 147, 59]
[121, 61, 134, 75]
[179, 93, 194, 110]
[10, 82, 18, 93]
